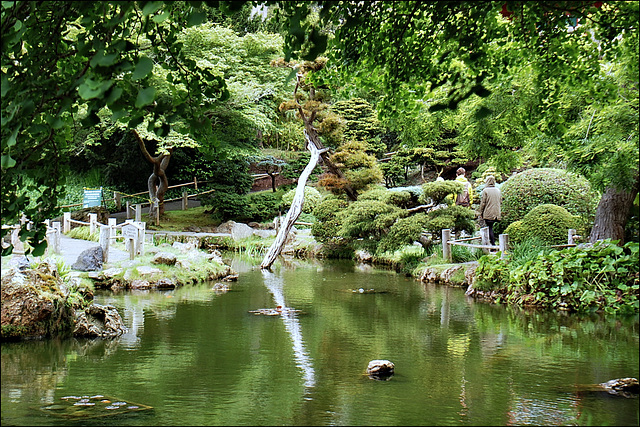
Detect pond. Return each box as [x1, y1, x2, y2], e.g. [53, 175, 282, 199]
[2, 256, 638, 426]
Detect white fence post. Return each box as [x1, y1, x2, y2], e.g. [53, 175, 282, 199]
[135, 204, 141, 222]
[126, 201, 132, 219]
[480, 226, 490, 254]
[499, 234, 509, 258]
[442, 228, 452, 262]
[89, 213, 97, 234]
[136, 221, 145, 255]
[63, 212, 71, 233]
[52, 222, 61, 253]
[568, 229, 576, 245]
[99, 224, 110, 263]
[11, 225, 24, 257]
[108, 218, 117, 241]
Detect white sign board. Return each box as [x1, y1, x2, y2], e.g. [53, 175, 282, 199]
[122, 224, 138, 240]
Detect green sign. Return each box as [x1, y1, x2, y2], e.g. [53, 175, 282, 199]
[83, 187, 103, 208]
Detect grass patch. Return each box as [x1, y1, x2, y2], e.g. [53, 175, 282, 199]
[65, 226, 99, 241]
[143, 206, 221, 232]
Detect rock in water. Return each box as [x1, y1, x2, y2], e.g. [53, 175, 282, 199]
[73, 304, 127, 337]
[367, 359, 395, 380]
[72, 246, 103, 271]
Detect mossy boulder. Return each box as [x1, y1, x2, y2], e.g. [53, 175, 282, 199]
[1, 262, 76, 340]
[505, 204, 578, 245]
[499, 168, 597, 234]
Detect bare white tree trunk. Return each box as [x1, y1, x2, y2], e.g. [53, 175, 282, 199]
[261, 131, 321, 270]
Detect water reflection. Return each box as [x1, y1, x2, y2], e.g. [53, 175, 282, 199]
[261, 269, 316, 390]
[1, 257, 638, 426]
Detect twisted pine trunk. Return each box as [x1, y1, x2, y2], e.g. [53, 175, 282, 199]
[133, 130, 172, 219]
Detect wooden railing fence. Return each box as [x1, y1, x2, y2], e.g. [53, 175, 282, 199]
[442, 227, 580, 262]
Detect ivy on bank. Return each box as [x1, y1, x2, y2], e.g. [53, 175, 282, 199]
[474, 240, 639, 314]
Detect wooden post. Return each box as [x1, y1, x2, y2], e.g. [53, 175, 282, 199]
[442, 228, 452, 262]
[499, 234, 508, 258]
[135, 204, 141, 222]
[123, 220, 137, 260]
[182, 190, 188, 210]
[568, 229, 576, 245]
[154, 198, 159, 226]
[99, 224, 110, 263]
[52, 222, 61, 253]
[480, 226, 490, 254]
[89, 213, 97, 234]
[63, 212, 71, 233]
[114, 191, 122, 210]
[136, 221, 146, 255]
[108, 218, 117, 241]
[126, 201, 132, 219]
[194, 177, 198, 191]
[11, 225, 24, 257]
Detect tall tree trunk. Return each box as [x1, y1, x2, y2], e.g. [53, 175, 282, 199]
[269, 173, 277, 192]
[133, 130, 172, 219]
[590, 181, 638, 244]
[261, 131, 321, 270]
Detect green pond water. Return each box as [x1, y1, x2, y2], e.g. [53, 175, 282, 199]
[2, 256, 639, 426]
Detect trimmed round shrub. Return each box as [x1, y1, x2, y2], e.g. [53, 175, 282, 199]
[281, 186, 323, 214]
[505, 204, 578, 245]
[499, 168, 597, 233]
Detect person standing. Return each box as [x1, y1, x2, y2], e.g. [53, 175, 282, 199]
[476, 175, 501, 246]
[454, 167, 473, 207]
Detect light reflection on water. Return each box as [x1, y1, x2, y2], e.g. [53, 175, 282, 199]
[262, 269, 316, 390]
[1, 256, 638, 426]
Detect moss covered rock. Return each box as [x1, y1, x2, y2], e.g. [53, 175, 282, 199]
[1, 262, 76, 340]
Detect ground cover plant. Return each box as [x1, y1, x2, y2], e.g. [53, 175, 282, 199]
[473, 239, 639, 314]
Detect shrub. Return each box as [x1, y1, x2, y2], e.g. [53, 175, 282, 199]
[378, 213, 430, 253]
[203, 186, 250, 222]
[499, 168, 598, 233]
[311, 198, 349, 245]
[281, 186, 323, 214]
[359, 187, 414, 208]
[337, 199, 405, 242]
[424, 205, 476, 236]
[421, 181, 463, 205]
[312, 198, 348, 222]
[505, 204, 578, 245]
[246, 191, 284, 222]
